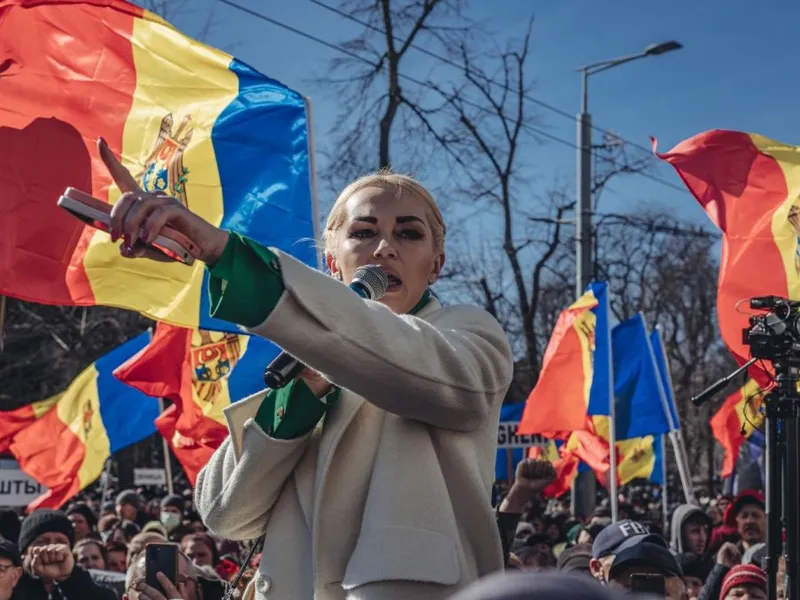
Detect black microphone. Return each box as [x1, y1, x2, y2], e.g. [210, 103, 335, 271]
[263, 264, 389, 389]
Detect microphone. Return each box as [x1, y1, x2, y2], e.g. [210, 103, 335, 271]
[263, 264, 389, 389]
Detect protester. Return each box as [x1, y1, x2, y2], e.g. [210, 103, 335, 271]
[589, 519, 667, 584]
[181, 533, 219, 570]
[676, 553, 713, 599]
[0, 513, 20, 546]
[98, 515, 120, 543]
[66, 502, 98, 542]
[723, 491, 766, 553]
[605, 541, 686, 599]
[73, 538, 107, 571]
[159, 495, 184, 540]
[124, 546, 200, 600]
[698, 542, 742, 600]
[555, 543, 592, 575]
[670, 504, 713, 557]
[116, 490, 146, 529]
[105, 541, 128, 574]
[12, 509, 115, 599]
[0, 540, 22, 600]
[719, 564, 767, 600]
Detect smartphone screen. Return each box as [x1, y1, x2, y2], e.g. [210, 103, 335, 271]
[145, 543, 178, 595]
[630, 573, 666, 596]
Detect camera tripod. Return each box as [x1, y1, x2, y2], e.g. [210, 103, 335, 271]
[694, 354, 799, 600]
[762, 357, 800, 600]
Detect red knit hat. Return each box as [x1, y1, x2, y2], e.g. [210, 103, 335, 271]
[720, 564, 767, 598]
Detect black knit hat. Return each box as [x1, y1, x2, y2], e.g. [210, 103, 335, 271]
[115, 489, 142, 511]
[18, 509, 75, 551]
[66, 502, 98, 529]
[160, 494, 184, 513]
[0, 539, 21, 567]
[0, 510, 21, 544]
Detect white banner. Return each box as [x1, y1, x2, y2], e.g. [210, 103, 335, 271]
[497, 421, 546, 449]
[134, 468, 166, 486]
[0, 469, 46, 507]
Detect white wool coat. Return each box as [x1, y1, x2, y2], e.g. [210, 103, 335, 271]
[195, 250, 514, 600]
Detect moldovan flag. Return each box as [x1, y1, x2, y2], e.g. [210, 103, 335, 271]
[0, 0, 316, 331]
[519, 282, 612, 435]
[657, 130, 800, 382]
[710, 379, 764, 478]
[114, 324, 276, 483]
[8, 332, 160, 509]
[0, 397, 59, 453]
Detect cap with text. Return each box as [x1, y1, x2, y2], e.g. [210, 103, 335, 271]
[592, 519, 667, 558]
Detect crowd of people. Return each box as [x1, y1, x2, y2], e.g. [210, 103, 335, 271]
[0, 456, 775, 599]
[0, 481, 259, 600]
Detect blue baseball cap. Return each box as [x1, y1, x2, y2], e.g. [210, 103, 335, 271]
[609, 542, 684, 578]
[591, 520, 667, 558]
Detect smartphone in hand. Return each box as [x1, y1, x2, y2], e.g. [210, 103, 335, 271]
[57, 186, 198, 265]
[145, 543, 179, 596]
[630, 573, 666, 596]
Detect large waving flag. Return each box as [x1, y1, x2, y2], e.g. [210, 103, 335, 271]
[0, 0, 316, 331]
[115, 323, 277, 483]
[519, 282, 612, 435]
[8, 333, 160, 509]
[710, 379, 764, 478]
[656, 130, 800, 382]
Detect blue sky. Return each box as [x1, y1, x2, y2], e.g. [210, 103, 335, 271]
[165, 0, 800, 229]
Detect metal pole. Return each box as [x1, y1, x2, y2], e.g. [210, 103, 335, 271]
[661, 435, 669, 533]
[576, 70, 593, 297]
[303, 96, 323, 271]
[606, 288, 618, 522]
[572, 70, 598, 520]
[158, 398, 174, 496]
[765, 397, 780, 600]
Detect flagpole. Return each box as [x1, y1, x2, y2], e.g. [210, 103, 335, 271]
[0, 295, 6, 351]
[606, 289, 619, 522]
[158, 398, 174, 496]
[303, 96, 323, 271]
[661, 435, 669, 533]
[645, 319, 696, 504]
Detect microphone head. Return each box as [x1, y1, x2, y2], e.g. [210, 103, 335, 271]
[353, 264, 389, 300]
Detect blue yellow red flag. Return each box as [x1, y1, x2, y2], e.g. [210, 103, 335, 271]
[710, 379, 764, 478]
[612, 313, 671, 440]
[519, 282, 611, 435]
[0, 0, 316, 331]
[8, 332, 160, 509]
[114, 323, 278, 483]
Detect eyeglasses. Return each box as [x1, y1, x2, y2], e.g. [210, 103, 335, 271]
[0, 564, 18, 575]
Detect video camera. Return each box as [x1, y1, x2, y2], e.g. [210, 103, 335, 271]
[743, 296, 800, 360]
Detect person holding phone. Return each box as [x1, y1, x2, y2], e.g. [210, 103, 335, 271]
[96, 137, 514, 600]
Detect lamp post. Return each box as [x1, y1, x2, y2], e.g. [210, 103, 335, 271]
[572, 41, 682, 521]
[575, 40, 682, 297]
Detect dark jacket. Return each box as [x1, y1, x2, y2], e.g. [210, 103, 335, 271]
[11, 567, 117, 600]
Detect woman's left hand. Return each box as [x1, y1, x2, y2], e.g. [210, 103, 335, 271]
[298, 367, 333, 398]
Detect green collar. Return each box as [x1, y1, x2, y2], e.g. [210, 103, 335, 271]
[409, 289, 432, 315]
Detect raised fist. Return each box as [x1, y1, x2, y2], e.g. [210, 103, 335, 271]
[28, 544, 74, 581]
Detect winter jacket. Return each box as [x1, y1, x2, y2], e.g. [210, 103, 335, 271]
[11, 567, 117, 600]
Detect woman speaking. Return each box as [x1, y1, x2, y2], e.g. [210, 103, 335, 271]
[99, 139, 513, 600]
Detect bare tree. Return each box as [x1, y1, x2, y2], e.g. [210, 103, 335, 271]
[314, 0, 473, 192]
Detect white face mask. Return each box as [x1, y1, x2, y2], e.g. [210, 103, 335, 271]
[100, 530, 112, 543]
[160, 511, 181, 531]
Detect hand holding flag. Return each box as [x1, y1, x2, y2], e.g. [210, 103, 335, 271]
[98, 138, 229, 264]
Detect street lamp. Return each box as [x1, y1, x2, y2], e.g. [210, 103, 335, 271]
[572, 40, 682, 522]
[575, 40, 682, 297]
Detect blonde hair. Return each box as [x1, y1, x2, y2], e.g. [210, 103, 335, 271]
[323, 170, 446, 260]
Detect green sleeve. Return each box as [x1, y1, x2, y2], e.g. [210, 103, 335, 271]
[253, 379, 341, 439]
[207, 231, 285, 328]
[206, 232, 341, 439]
